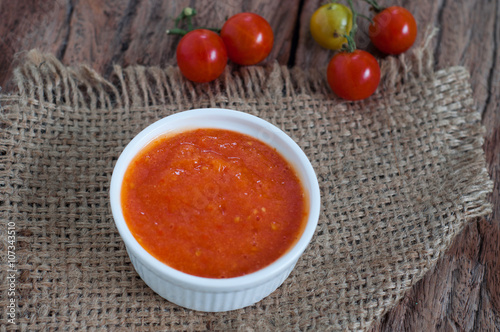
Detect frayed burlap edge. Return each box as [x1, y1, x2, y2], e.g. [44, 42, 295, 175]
[5, 28, 437, 113]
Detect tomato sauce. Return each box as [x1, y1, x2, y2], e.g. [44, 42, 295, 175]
[121, 128, 307, 278]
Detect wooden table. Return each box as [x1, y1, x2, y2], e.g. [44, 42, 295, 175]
[1, 1, 498, 330]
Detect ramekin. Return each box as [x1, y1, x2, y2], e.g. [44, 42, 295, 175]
[110, 108, 321, 312]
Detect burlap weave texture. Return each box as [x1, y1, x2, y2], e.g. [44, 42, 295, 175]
[0, 39, 492, 331]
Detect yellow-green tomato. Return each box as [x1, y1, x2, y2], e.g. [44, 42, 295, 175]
[310, 3, 353, 50]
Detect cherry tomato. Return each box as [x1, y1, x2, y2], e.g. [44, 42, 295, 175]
[310, 3, 353, 50]
[369, 6, 417, 55]
[176, 29, 228, 83]
[220, 13, 274, 66]
[327, 50, 381, 101]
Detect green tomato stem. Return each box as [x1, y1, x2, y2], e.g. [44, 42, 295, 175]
[174, 7, 197, 28]
[357, 13, 374, 24]
[166, 28, 189, 36]
[167, 7, 221, 36]
[339, 0, 375, 52]
[200, 27, 222, 33]
[166, 27, 221, 36]
[342, 0, 358, 52]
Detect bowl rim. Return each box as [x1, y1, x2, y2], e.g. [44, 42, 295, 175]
[110, 108, 321, 292]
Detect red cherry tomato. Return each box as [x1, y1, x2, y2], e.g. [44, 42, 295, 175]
[369, 6, 417, 55]
[220, 13, 274, 65]
[176, 29, 228, 83]
[327, 50, 381, 101]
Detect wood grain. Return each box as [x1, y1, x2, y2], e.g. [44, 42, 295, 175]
[0, 0, 498, 330]
[0, 0, 70, 89]
[0, 0, 301, 85]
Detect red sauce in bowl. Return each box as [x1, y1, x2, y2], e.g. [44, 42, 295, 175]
[121, 128, 307, 278]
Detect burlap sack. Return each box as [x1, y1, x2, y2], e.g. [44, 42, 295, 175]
[0, 32, 492, 331]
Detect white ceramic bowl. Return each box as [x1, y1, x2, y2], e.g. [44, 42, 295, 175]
[110, 108, 321, 312]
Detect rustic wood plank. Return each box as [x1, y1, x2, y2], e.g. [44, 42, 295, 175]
[0, 0, 301, 85]
[476, 2, 500, 330]
[59, 0, 133, 77]
[476, 219, 500, 331]
[0, 0, 71, 89]
[117, 0, 301, 71]
[433, 0, 496, 114]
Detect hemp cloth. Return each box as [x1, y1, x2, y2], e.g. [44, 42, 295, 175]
[0, 34, 492, 331]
